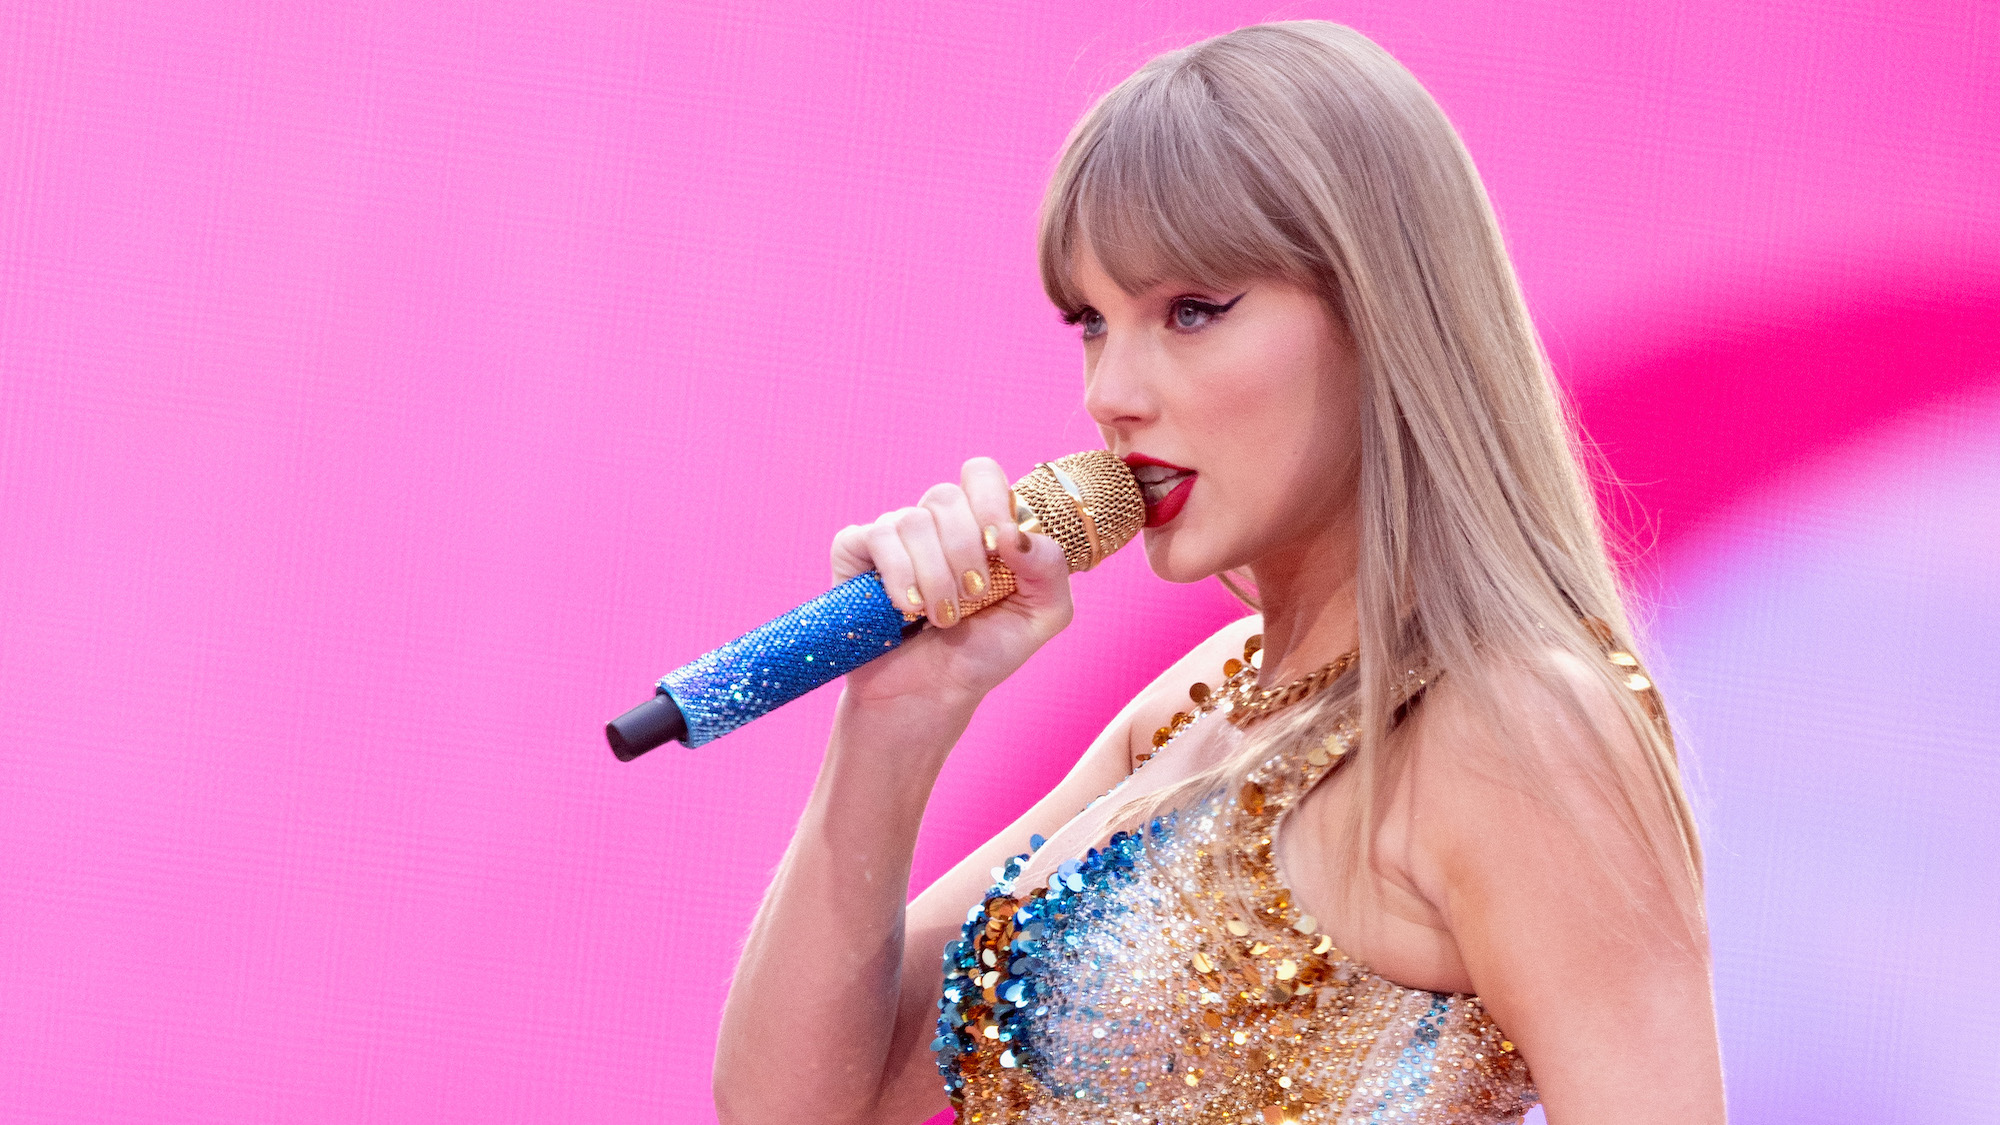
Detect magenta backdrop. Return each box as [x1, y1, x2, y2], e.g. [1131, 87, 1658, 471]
[2, 2, 1995, 1122]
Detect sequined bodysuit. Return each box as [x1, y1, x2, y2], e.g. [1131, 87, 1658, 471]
[933, 713, 1538, 1124]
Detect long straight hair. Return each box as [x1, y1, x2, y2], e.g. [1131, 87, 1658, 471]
[1038, 22, 1702, 906]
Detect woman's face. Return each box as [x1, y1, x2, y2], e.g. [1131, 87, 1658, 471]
[1070, 245, 1364, 585]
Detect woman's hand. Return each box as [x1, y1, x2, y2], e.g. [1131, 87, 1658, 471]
[829, 456, 1075, 708]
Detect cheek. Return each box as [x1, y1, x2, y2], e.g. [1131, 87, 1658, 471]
[1218, 353, 1342, 472]
[1210, 331, 1360, 523]
[1182, 415, 1320, 546]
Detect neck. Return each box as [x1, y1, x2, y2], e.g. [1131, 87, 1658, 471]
[1247, 516, 1362, 689]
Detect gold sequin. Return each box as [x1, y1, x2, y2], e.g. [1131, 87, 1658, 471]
[1577, 617, 1671, 735]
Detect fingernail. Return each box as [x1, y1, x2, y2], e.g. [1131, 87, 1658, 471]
[962, 569, 987, 598]
[935, 599, 960, 627]
[905, 584, 923, 611]
[1017, 530, 1033, 553]
[983, 525, 999, 553]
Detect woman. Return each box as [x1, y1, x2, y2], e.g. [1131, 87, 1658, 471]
[714, 21, 1723, 1124]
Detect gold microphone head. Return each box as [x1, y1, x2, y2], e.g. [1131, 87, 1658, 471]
[1011, 450, 1146, 573]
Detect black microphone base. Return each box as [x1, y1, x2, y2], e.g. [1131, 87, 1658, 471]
[607, 691, 688, 761]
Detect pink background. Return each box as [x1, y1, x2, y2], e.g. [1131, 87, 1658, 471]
[2, 2, 1995, 1121]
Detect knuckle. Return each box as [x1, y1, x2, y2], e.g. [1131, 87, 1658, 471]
[962, 463, 1004, 497]
[861, 537, 902, 570]
[905, 539, 945, 574]
[921, 481, 965, 508]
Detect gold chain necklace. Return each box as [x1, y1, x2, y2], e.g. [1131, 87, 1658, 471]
[1140, 634, 1359, 764]
[1137, 617, 1668, 768]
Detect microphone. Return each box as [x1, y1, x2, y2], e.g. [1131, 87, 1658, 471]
[605, 451, 1146, 760]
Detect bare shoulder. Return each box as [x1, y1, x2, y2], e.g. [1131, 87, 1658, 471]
[1397, 646, 1695, 919]
[1393, 651, 1721, 1120]
[1402, 647, 1656, 799]
[1117, 614, 1263, 768]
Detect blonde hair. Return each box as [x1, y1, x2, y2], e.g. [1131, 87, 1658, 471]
[1038, 22, 1702, 905]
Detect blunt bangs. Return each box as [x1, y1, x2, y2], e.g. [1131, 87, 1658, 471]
[1038, 54, 1322, 317]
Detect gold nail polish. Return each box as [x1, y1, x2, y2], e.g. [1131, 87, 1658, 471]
[935, 599, 960, 627]
[906, 584, 923, 610]
[1017, 530, 1033, 553]
[962, 569, 987, 597]
[983, 525, 999, 553]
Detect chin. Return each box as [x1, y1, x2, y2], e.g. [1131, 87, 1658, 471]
[1139, 526, 1228, 586]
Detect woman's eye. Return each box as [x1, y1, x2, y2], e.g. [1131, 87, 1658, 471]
[1168, 292, 1244, 332]
[1171, 300, 1211, 330]
[1078, 309, 1106, 339]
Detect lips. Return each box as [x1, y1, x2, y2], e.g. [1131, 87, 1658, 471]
[1122, 452, 1197, 528]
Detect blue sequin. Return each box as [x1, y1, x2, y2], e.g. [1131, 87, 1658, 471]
[934, 813, 1173, 1104]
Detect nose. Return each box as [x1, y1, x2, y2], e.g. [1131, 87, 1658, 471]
[1082, 333, 1158, 436]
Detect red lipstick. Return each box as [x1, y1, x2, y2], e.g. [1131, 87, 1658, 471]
[1122, 452, 1198, 528]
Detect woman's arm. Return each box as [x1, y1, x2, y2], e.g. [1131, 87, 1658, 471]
[712, 681, 1149, 1125]
[711, 458, 1233, 1125]
[1406, 655, 1726, 1124]
[711, 456, 1064, 1125]
[712, 539, 1258, 1125]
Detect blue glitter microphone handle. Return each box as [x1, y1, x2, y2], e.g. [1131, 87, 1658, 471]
[655, 571, 913, 748]
[606, 449, 1145, 760]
